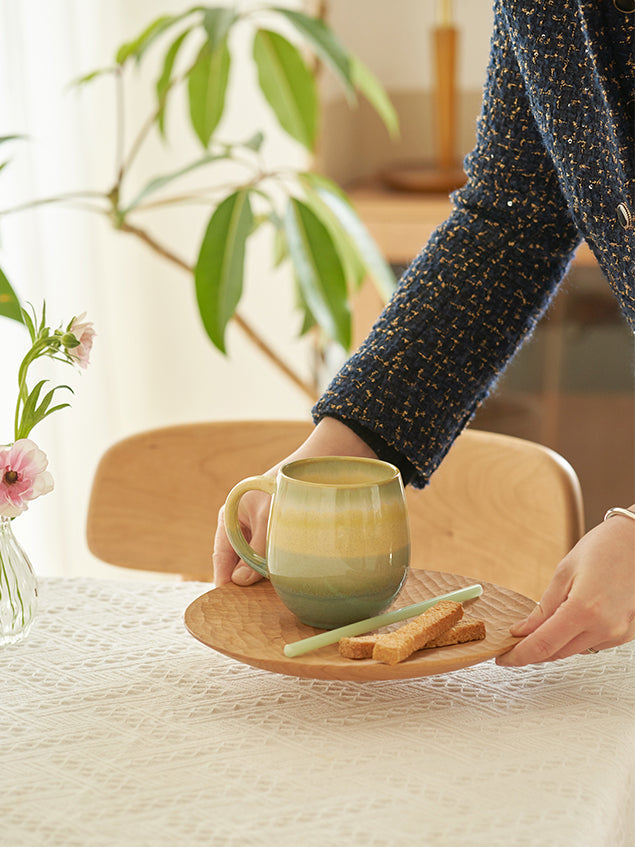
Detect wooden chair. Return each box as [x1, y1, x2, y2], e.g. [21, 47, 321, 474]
[87, 421, 313, 583]
[86, 421, 584, 598]
[405, 429, 584, 599]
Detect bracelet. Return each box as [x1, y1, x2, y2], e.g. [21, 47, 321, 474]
[603, 507, 635, 523]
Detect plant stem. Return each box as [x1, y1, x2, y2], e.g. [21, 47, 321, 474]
[114, 65, 126, 187]
[119, 93, 165, 184]
[117, 219, 319, 401]
[0, 192, 107, 218]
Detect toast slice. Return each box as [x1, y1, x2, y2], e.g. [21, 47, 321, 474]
[338, 609, 486, 662]
[423, 618, 486, 648]
[338, 634, 378, 659]
[372, 600, 464, 665]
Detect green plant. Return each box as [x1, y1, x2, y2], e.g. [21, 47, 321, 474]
[0, 3, 398, 400]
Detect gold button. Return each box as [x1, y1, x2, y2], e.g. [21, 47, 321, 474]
[616, 203, 633, 229]
[613, 0, 634, 13]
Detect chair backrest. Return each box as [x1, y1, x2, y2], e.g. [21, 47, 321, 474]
[405, 429, 584, 599]
[87, 420, 314, 581]
[87, 421, 584, 597]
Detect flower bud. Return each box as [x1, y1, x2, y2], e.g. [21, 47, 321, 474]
[61, 332, 80, 349]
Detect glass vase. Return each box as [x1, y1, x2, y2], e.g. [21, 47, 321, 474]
[0, 516, 38, 645]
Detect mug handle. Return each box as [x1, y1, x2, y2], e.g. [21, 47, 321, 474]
[223, 475, 276, 579]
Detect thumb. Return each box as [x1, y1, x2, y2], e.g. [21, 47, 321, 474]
[510, 601, 547, 637]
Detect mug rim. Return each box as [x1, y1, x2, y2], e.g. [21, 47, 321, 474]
[279, 455, 401, 487]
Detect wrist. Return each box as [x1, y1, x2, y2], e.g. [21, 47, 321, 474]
[603, 506, 635, 525]
[304, 417, 379, 460]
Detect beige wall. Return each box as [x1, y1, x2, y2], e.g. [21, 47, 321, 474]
[318, 0, 494, 184]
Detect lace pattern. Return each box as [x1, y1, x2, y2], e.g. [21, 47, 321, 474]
[1, 578, 633, 847]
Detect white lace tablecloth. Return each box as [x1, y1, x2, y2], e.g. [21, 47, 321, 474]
[1, 578, 634, 847]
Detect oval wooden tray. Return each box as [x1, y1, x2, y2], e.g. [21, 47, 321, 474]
[184, 569, 536, 681]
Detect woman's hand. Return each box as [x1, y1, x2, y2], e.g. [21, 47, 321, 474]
[497, 507, 635, 666]
[213, 486, 274, 586]
[212, 418, 378, 586]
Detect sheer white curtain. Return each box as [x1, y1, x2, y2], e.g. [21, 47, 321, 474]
[0, 0, 313, 577]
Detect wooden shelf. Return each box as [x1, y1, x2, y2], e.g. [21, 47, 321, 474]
[348, 184, 596, 268]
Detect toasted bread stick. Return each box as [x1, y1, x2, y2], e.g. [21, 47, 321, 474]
[339, 617, 487, 659]
[372, 600, 463, 665]
[338, 634, 378, 659]
[423, 618, 486, 648]
[338, 607, 487, 662]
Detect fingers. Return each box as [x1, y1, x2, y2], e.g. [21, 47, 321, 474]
[212, 506, 240, 586]
[510, 565, 574, 638]
[497, 590, 622, 667]
[232, 566, 264, 586]
[497, 613, 571, 667]
[497, 581, 585, 666]
[509, 601, 547, 638]
[499, 626, 610, 666]
[232, 510, 267, 585]
[501, 516, 635, 667]
[212, 496, 269, 587]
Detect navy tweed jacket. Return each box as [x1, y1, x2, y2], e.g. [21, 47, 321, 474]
[313, 0, 634, 488]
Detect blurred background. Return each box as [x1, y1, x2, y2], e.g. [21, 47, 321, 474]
[0, 0, 632, 580]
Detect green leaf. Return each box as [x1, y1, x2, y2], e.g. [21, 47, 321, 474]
[298, 177, 366, 292]
[195, 189, 253, 353]
[301, 172, 397, 301]
[155, 15, 240, 139]
[21, 305, 36, 341]
[0, 266, 24, 324]
[284, 197, 350, 350]
[37, 402, 72, 421]
[271, 8, 355, 100]
[202, 7, 238, 52]
[17, 379, 48, 439]
[34, 385, 73, 421]
[351, 55, 399, 138]
[253, 29, 317, 150]
[0, 135, 26, 173]
[0, 134, 26, 146]
[293, 277, 317, 337]
[122, 153, 225, 214]
[156, 28, 193, 137]
[242, 131, 265, 153]
[16, 380, 72, 440]
[116, 11, 195, 65]
[272, 224, 288, 268]
[66, 67, 116, 91]
[187, 39, 231, 148]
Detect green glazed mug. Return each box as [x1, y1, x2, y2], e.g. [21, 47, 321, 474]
[223, 456, 410, 629]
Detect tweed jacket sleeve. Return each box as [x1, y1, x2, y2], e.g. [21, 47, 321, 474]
[312, 0, 633, 488]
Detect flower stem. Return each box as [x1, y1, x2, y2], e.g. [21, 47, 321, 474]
[0, 525, 24, 628]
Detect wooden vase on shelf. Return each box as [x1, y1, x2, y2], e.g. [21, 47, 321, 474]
[383, 0, 465, 194]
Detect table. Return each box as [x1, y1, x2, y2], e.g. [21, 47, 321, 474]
[1, 578, 634, 847]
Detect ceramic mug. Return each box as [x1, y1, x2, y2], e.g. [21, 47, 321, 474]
[223, 456, 410, 629]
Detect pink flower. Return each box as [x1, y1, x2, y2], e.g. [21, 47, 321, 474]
[0, 439, 54, 518]
[66, 312, 95, 369]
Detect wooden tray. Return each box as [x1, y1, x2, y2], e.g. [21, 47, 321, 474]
[184, 569, 536, 681]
